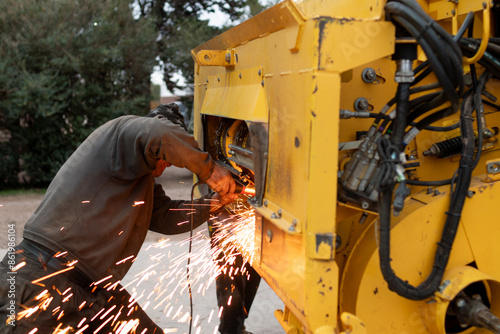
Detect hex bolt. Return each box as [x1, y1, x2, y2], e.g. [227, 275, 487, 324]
[488, 162, 500, 174]
[354, 97, 370, 112]
[362, 67, 377, 83]
[264, 200, 268, 207]
[277, 209, 282, 218]
[266, 229, 273, 243]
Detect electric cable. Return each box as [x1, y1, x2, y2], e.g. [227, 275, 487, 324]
[187, 180, 203, 334]
[472, 71, 493, 170]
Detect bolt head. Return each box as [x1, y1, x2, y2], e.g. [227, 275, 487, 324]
[266, 229, 273, 243]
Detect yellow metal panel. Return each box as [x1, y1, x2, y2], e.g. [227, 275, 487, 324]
[460, 178, 500, 279]
[192, 0, 305, 55]
[254, 198, 302, 234]
[316, 19, 395, 73]
[302, 71, 341, 331]
[200, 66, 268, 122]
[338, 178, 500, 333]
[428, 0, 490, 20]
[295, 0, 386, 19]
[264, 71, 314, 229]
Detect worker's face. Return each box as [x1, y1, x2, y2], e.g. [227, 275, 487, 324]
[152, 159, 170, 178]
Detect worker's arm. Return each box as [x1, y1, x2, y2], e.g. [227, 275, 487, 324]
[148, 184, 211, 235]
[111, 116, 235, 195]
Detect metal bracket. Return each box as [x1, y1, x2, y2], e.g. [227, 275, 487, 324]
[196, 49, 235, 67]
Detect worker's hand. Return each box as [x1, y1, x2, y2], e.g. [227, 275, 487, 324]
[209, 193, 238, 213]
[205, 163, 236, 196]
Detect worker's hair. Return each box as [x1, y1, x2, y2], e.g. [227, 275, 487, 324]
[146, 103, 187, 131]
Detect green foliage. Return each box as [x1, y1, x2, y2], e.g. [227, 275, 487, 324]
[0, 188, 46, 197]
[0, 0, 158, 188]
[135, 0, 269, 94]
[151, 84, 161, 101]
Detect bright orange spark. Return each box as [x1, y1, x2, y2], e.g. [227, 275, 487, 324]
[31, 267, 75, 284]
[77, 317, 87, 328]
[116, 255, 135, 265]
[35, 289, 48, 300]
[54, 251, 68, 258]
[75, 325, 89, 334]
[62, 293, 73, 303]
[12, 261, 26, 271]
[93, 275, 113, 286]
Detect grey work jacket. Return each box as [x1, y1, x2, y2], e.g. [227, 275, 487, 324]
[23, 115, 214, 283]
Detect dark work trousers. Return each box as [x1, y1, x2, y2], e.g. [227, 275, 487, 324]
[0, 241, 163, 334]
[209, 222, 261, 334]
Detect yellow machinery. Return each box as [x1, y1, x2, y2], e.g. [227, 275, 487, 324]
[191, 0, 500, 333]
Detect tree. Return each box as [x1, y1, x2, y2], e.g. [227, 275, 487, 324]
[136, 0, 266, 96]
[0, 0, 158, 188]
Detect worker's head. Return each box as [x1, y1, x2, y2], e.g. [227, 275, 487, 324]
[147, 104, 184, 177]
[146, 103, 187, 131]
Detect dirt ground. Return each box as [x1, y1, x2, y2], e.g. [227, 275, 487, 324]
[0, 166, 195, 248]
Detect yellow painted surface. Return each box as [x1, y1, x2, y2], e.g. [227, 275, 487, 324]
[192, 0, 500, 333]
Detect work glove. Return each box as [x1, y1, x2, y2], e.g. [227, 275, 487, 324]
[205, 163, 237, 196]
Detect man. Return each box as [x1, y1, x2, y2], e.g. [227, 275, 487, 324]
[0, 103, 237, 333]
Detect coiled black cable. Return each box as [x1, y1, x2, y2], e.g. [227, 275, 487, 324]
[377, 0, 469, 300]
[378, 92, 475, 300]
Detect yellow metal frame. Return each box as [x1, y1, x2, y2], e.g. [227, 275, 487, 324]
[192, 0, 500, 333]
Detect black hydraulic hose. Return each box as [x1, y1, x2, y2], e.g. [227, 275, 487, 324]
[391, 13, 461, 112]
[378, 93, 476, 300]
[422, 122, 460, 132]
[414, 107, 453, 130]
[405, 92, 448, 125]
[391, 83, 411, 150]
[386, 1, 464, 104]
[413, 60, 429, 76]
[386, 92, 443, 133]
[453, 11, 474, 42]
[459, 40, 500, 77]
[406, 178, 452, 186]
[410, 82, 441, 94]
[483, 99, 500, 111]
[412, 64, 433, 86]
[399, 0, 464, 85]
[410, 90, 473, 133]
